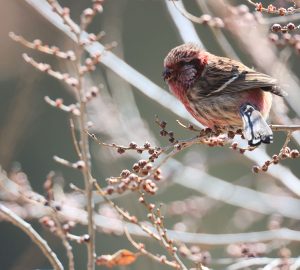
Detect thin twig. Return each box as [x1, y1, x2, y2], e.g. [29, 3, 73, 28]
[22, 53, 79, 88]
[170, 0, 209, 25]
[51, 212, 75, 270]
[70, 118, 82, 159]
[195, 0, 240, 59]
[75, 30, 96, 270]
[262, 12, 300, 24]
[154, 218, 187, 270]
[245, 0, 300, 15]
[9, 32, 76, 60]
[53, 155, 76, 169]
[124, 226, 180, 269]
[270, 124, 300, 132]
[0, 204, 63, 270]
[92, 179, 161, 241]
[46, 0, 80, 34]
[283, 131, 293, 148]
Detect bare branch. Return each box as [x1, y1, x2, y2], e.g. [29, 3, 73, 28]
[124, 227, 180, 269]
[0, 204, 63, 270]
[9, 32, 76, 60]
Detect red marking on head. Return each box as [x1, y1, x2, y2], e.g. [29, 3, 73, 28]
[164, 43, 208, 89]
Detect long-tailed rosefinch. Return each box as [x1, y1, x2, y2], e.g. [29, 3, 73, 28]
[163, 43, 286, 146]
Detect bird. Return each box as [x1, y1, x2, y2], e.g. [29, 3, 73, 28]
[162, 43, 286, 146]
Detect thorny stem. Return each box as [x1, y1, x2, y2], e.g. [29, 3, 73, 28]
[0, 204, 63, 270]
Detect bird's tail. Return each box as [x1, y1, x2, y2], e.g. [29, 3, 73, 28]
[240, 103, 273, 146]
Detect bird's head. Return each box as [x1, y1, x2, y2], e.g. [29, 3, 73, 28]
[163, 43, 208, 89]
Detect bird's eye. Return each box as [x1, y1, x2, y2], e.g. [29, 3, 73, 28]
[189, 59, 199, 66]
[177, 60, 186, 67]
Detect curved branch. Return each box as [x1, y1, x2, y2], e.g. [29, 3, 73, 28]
[0, 204, 63, 270]
[24, 0, 300, 196]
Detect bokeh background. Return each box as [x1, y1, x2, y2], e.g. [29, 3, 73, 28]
[1, 0, 300, 269]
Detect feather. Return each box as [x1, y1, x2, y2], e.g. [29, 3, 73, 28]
[194, 55, 286, 97]
[240, 103, 273, 146]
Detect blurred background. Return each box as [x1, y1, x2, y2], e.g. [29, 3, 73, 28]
[1, 0, 300, 269]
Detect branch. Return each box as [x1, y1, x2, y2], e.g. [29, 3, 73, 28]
[0, 204, 63, 270]
[9, 32, 76, 60]
[270, 124, 300, 132]
[262, 258, 285, 270]
[51, 213, 75, 270]
[24, 0, 199, 127]
[92, 214, 300, 246]
[245, 0, 300, 15]
[124, 227, 180, 269]
[164, 0, 300, 197]
[24, 0, 300, 199]
[228, 257, 294, 270]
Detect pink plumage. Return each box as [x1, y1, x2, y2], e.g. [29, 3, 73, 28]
[163, 43, 285, 146]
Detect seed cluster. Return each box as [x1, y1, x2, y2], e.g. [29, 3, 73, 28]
[40, 216, 90, 244]
[253, 147, 300, 173]
[253, 2, 298, 16]
[105, 161, 162, 195]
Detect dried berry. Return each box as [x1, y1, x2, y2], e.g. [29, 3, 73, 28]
[287, 22, 296, 31]
[138, 159, 147, 168]
[117, 148, 125, 154]
[160, 130, 168, 136]
[290, 149, 299, 158]
[252, 166, 260, 173]
[271, 24, 282, 32]
[120, 169, 130, 178]
[129, 142, 137, 149]
[255, 2, 263, 12]
[132, 163, 140, 172]
[144, 142, 151, 149]
[278, 7, 286, 16]
[160, 121, 167, 128]
[148, 149, 155, 154]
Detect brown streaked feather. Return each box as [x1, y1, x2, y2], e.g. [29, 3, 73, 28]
[194, 54, 286, 97]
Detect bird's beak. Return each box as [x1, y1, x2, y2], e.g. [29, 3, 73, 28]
[162, 67, 172, 81]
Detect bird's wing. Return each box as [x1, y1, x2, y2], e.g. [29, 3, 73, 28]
[193, 55, 286, 97]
